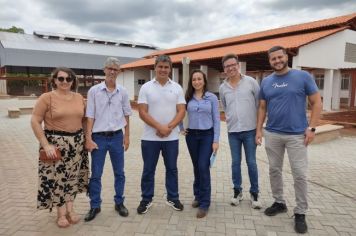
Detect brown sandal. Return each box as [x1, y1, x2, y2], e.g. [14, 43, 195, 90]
[66, 211, 81, 224]
[57, 215, 70, 228]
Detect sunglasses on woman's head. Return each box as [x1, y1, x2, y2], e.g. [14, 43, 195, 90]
[57, 76, 74, 82]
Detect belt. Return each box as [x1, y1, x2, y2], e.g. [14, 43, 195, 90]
[93, 129, 122, 137]
[45, 129, 83, 136]
[187, 128, 213, 135]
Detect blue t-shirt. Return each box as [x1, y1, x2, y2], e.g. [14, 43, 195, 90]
[259, 69, 318, 134]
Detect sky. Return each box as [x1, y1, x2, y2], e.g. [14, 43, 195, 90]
[1, 0, 355, 49]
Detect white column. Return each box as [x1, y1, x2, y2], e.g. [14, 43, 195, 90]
[332, 70, 341, 110]
[239, 62, 246, 74]
[182, 57, 190, 91]
[150, 70, 154, 80]
[323, 69, 333, 111]
[172, 68, 179, 83]
[200, 65, 208, 76]
[0, 80, 7, 95]
[182, 57, 190, 128]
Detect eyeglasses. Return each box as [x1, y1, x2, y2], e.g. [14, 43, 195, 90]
[224, 63, 238, 69]
[57, 76, 74, 82]
[106, 67, 120, 72]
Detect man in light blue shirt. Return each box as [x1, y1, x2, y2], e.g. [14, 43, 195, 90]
[219, 53, 261, 209]
[84, 57, 132, 221]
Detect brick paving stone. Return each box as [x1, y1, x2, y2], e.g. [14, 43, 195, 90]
[1, 98, 356, 235]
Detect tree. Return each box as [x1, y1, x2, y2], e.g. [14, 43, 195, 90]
[0, 26, 25, 34]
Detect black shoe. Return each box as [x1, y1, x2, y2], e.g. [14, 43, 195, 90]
[166, 199, 184, 211]
[294, 214, 308, 234]
[264, 202, 288, 216]
[137, 200, 152, 214]
[115, 203, 129, 217]
[84, 208, 101, 222]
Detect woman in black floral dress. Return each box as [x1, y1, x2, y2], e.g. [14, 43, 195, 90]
[31, 67, 89, 228]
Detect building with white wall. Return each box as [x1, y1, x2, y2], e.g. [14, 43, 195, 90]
[121, 13, 356, 111]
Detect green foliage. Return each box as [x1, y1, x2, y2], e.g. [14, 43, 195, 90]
[0, 26, 25, 34]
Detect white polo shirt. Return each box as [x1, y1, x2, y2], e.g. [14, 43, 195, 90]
[138, 78, 186, 141]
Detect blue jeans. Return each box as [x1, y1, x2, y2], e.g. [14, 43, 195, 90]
[185, 128, 213, 210]
[141, 140, 179, 201]
[228, 129, 259, 193]
[89, 131, 125, 208]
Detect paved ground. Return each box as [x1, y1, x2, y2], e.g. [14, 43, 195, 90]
[0, 98, 355, 236]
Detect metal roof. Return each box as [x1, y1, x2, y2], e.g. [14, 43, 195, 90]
[33, 31, 158, 49]
[0, 31, 158, 69]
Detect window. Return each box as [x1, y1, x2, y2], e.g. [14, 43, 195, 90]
[345, 43, 356, 63]
[137, 79, 146, 85]
[314, 74, 324, 90]
[341, 74, 350, 90]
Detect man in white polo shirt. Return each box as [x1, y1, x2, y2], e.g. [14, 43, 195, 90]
[137, 55, 186, 214]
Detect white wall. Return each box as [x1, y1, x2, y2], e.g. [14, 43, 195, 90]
[294, 30, 356, 69]
[172, 68, 179, 83]
[134, 68, 150, 97]
[118, 70, 135, 100]
[318, 89, 350, 98]
[312, 69, 350, 98]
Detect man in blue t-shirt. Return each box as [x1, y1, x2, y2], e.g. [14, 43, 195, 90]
[256, 46, 322, 234]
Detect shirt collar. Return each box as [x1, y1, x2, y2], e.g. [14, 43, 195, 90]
[224, 74, 245, 88]
[202, 91, 212, 99]
[193, 91, 212, 100]
[152, 78, 173, 85]
[99, 81, 120, 92]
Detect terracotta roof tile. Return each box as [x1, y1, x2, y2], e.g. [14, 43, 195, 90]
[146, 12, 356, 57]
[121, 27, 346, 69]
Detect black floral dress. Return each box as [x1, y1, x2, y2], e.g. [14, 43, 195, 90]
[37, 130, 89, 211]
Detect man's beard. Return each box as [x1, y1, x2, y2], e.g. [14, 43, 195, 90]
[272, 61, 288, 72]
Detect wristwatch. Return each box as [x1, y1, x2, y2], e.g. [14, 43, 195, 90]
[308, 127, 316, 132]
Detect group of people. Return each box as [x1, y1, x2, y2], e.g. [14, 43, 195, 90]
[31, 45, 321, 234]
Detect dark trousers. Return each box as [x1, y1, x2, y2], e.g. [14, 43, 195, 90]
[140, 140, 179, 201]
[185, 128, 214, 210]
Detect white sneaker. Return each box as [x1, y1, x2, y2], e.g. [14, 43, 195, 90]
[250, 193, 262, 209]
[231, 190, 243, 206]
